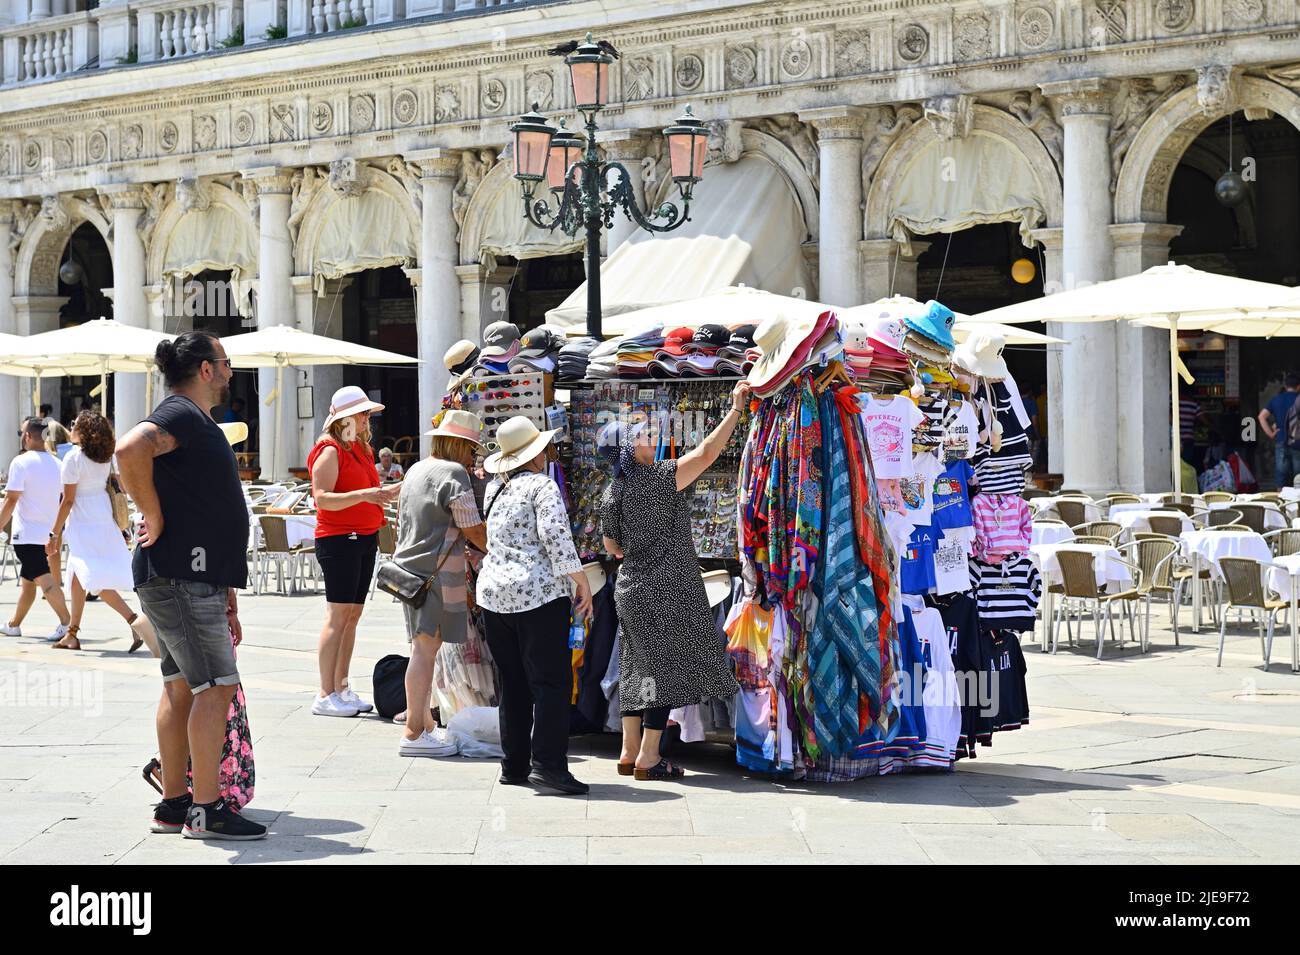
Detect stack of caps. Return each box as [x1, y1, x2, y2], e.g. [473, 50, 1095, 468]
[616, 324, 665, 378]
[648, 325, 696, 379]
[557, 336, 599, 381]
[715, 324, 756, 376]
[679, 324, 730, 378]
[746, 309, 844, 399]
[507, 326, 565, 375]
[587, 336, 622, 379]
[899, 300, 956, 368]
[861, 315, 913, 391]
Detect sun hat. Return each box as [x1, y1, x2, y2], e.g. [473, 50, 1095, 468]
[902, 299, 957, 351]
[218, 421, 248, 447]
[444, 340, 480, 373]
[953, 331, 1008, 380]
[481, 321, 522, 358]
[746, 309, 830, 391]
[323, 385, 385, 429]
[424, 409, 485, 447]
[482, 415, 562, 474]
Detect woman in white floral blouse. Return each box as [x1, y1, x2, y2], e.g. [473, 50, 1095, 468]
[477, 416, 593, 795]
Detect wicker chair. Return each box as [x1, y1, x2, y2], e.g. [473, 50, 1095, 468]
[1160, 493, 1202, 507]
[1053, 549, 1144, 658]
[1161, 501, 1198, 517]
[1147, 514, 1188, 538]
[1071, 535, 1114, 545]
[1216, 557, 1285, 669]
[1075, 521, 1122, 543]
[1206, 507, 1243, 528]
[1023, 488, 1050, 500]
[1058, 488, 1086, 496]
[1252, 492, 1283, 504]
[1103, 493, 1142, 505]
[1055, 499, 1091, 528]
[1121, 537, 1182, 649]
[1264, 528, 1300, 557]
[1233, 503, 1273, 535]
[1201, 491, 1236, 505]
[254, 515, 314, 595]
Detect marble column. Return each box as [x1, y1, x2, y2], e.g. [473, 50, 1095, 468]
[1111, 222, 1185, 491]
[0, 202, 20, 465]
[99, 184, 149, 436]
[601, 132, 649, 254]
[1029, 226, 1066, 476]
[1041, 79, 1119, 495]
[241, 166, 297, 479]
[801, 107, 865, 308]
[406, 148, 462, 458]
[456, 263, 517, 342]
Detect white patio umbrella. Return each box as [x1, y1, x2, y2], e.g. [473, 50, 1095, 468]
[0, 332, 107, 414]
[971, 263, 1300, 489]
[219, 325, 419, 479]
[573, 285, 832, 338]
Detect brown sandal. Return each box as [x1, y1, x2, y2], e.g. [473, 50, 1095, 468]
[634, 759, 685, 781]
[54, 625, 81, 651]
[127, 613, 142, 653]
[617, 761, 635, 776]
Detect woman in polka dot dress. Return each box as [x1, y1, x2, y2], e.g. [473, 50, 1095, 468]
[599, 381, 749, 781]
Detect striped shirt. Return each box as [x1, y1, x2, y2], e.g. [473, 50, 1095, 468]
[1179, 399, 1200, 440]
[968, 556, 1042, 633]
[970, 492, 1032, 559]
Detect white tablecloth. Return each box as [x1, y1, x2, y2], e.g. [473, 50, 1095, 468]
[1279, 487, 1300, 502]
[1031, 523, 1075, 547]
[1031, 543, 1133, 589]
[1139, 492, 1204, 506]
[1180, 529, 1272, 579]
[1114, 509, 1193, 536]
[1108, 501, 1158, 517]
[1209, 500, 1286, 529]
[251, 513, 317, 548]
[1265, 553, 1300, 602]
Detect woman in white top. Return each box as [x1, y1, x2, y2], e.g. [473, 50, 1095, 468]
[47, 412, 158, 655]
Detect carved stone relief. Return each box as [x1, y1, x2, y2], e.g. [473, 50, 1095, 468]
[1197, 64, 1232, 114]
[87, 129, 108, 163]
[159, 121, 179, 153]
[1008, 90, 1063, 171]
[835, 29, 871, 76]
[311, 102, 334, 135]
[624, 57, 655, 101]
[1108, 75, 1188, 190]
[781, 37, 812, 79]
[725, 45, 758, 89]
[193, 115, 217, 151]
[287, 166, 325, 244]
[1155, 0, 1195, 32]
[482, 78, 507, 114]
[1018, 6, 1055, 50]
[861, 104, 922, 197]
[232, 112, 254, 145]
[749, 115, 819, 188]
[393, 89, 418, 126]
[674, 53, 703, 92]
[897, 24, 929, 63]
[452, 148, 497, 229]
[924, 94, 974, 140]
[386, 157, 423, 215]
[350, 94, 376, 132]
[955, 13, 992, 61]
[435, 85, 461, 123]
[1090, 1, 1127, 45]
[525, 71, 554, 110]
[270, 104, 296, 143]
[176, 177, 211, 213]
[705, 120, 745, 166]
[329, 158, 366, 198]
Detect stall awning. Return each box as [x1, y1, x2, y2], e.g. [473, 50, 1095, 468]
[162, 204, 257, 313]
[547, 152, 812, 331]
[313, 190, 418, 294]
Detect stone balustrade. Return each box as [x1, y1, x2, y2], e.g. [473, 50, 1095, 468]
[1, 11, 97, 84]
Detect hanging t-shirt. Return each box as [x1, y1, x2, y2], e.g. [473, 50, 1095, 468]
[932, 459, 975, 530]
[860, 394, 926, 479]
[968, 554, 1042, 634]
[944, 399, 980, 461]
[911, 605, 961, 767]
[988, 629, 1030, 731]
[924, 591, 988, 759]
[898, 452, 943, 527]
[933, 526, 975, 595]
[900, 523, 940, 594]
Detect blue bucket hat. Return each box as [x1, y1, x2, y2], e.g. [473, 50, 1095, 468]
[902, 299, 957, 352]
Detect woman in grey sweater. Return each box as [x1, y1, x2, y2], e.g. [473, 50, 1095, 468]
[391, 410, 488, 758]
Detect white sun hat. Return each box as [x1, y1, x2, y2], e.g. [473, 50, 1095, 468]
[322, 385, 385, 429]
[482, 415, 561, 474]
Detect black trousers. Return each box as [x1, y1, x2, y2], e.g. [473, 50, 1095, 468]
[621, 705, 671, 731]
[482, 596, 573, 777]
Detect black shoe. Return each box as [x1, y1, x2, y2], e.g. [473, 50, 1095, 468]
[150, 793, 193, 834]
[527, 770, 589, 795]
[499, 774, 532, 787]
[183, 799, 268, 841]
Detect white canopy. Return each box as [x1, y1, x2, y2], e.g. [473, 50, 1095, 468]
[313, 190, 418, 294]
[597, 286, 830, 338]
[162, 204, 257, 314]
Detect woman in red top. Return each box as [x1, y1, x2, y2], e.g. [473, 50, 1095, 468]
[308, 386, 401, 718]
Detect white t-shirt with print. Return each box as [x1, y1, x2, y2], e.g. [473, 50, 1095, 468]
[5, 450, 62, 544]
[944, 399, 980, 460]
[860, 394, 926, 479]
[897, 452, 943, 528]
[933, 526, 976, 595]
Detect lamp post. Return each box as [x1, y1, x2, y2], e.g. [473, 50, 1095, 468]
[510, 33, 709, 338]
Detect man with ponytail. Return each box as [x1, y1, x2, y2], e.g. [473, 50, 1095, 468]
[116, 331, 267, 841]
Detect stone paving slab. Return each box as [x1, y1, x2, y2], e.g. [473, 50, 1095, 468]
[2, 585, 1299, 864]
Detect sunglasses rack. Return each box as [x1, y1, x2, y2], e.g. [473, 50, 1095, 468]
[461, 373, 552, 449]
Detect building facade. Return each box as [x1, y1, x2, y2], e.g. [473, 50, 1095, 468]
[3, 0, 1300, 490]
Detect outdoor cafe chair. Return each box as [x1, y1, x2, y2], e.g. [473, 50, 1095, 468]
[1053, 549, 1144, 658]
[1103, 493, 1142, 505]
[1055, 499, 1091, 529]
[1120, 537, 1182, 650]
[1075, 521, 1122, 543]
[1216, 557, 1285, 669]
[1070, 535, 1115, 546]
[1146, 514, 1189, 537]
[254, 515, 315, 596]
[1192, 507, 1243, 529]
[1264, 528, 1300, 557]
[1201, 491, 1236, 505]
[1233, 503, 1273, 535]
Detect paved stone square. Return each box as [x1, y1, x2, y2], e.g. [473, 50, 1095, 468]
[2, 581, 1299, 865]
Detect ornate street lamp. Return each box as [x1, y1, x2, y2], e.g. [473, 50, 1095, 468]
[509, 33, 708, 338]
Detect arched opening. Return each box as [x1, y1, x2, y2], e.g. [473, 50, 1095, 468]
[54, 222, 113, 422]
[1164, 111, 1300, 486]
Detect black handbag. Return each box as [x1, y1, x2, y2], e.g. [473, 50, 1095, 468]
[376, 530, 462, 608]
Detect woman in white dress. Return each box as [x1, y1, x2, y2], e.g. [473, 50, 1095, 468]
[47, 412, 158, 655]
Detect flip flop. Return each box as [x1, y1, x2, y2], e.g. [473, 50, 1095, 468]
[634, 759, 685, 781]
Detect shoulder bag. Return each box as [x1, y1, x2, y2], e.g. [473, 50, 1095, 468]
[107, 464, 131, 532]
[376, 529, 463, 608]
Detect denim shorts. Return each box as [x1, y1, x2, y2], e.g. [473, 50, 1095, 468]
[137, 577, 238, 694]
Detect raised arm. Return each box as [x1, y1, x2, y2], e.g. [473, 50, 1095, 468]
[116, 421, 178, 547]
[674, 381, 751, 492]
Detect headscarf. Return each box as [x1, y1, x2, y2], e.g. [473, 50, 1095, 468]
[597, 419, 648, 481]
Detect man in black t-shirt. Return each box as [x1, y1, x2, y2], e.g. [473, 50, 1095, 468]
[117, 331, 265, 842]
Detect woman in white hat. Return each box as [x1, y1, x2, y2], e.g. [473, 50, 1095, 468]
[307, 385, 401, 718]
[476, 415, 592, 794]
[392, 410, 490, 757]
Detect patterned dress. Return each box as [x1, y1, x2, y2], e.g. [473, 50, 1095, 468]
[601, 459, 740, 713]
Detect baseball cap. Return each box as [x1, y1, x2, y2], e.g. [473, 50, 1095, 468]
[655, 326, 696, 358]
[685, 324, 730, 353]
[481, 321, 521, 358]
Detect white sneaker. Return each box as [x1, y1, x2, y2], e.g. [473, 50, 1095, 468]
[0, 624, 20, 637]
[45, 623, 69, 643]
[339, 688, 373, 713]
[311, 692, 360, 718]
[398, 729, 458, 758]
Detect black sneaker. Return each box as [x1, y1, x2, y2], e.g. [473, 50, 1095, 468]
[527, 770, 589, 795]
[183, 799, 268, 841]
[150, 794, 193, 834]
[499, 774, 532, 787]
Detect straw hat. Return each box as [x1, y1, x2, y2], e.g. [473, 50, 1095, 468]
[746, 310, 825, 391]
[218, 421, 248, 447]
[323, 385, 384, 429]
[482, 415, 560, 474]
[953, 331, 1008, 380]
[425, 409, 484, 447]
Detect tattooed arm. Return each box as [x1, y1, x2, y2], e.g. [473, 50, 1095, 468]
[115, 422, 178, 548]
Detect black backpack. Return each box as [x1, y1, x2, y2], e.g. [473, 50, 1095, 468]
[371, 654, 409, 720]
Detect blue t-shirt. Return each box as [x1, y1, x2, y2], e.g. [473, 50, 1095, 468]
[1266, 390, 1299, 442]
[932, 460, 975, 530]
[900, 524, 939, 595]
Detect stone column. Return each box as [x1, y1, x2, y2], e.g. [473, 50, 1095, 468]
[406, 148, 461, 459]
[98, 184, 150, 435]
[457, 263, 517, 342]
[1111, 222, 1185, 491]
[1041, 79, 1118, 495]
[801, 107, 865, 308]
[0, 202, 20, 465]
[1029, 226, 1066, 476]
[860, 238, 930, 302]
[241, 167, 297, 479]
[601, 132, 649, 254]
